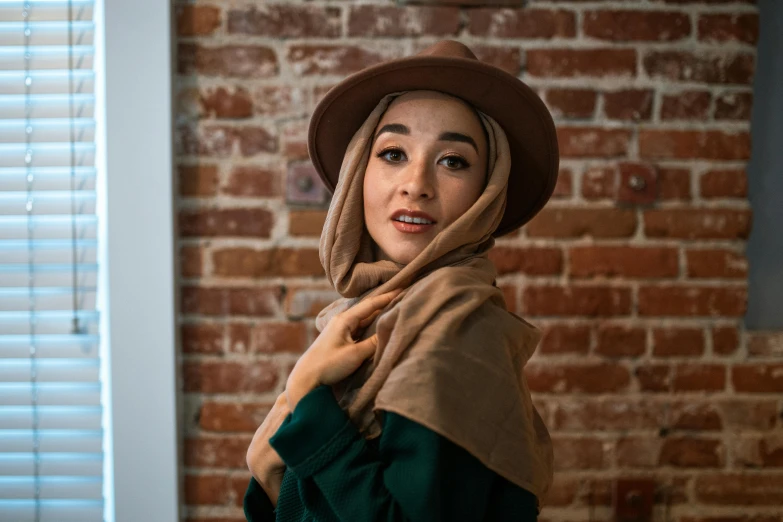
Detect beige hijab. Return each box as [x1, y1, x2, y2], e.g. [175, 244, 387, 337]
[315, 92, 554, 508]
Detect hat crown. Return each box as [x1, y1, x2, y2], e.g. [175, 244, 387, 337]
[415, 39, 477, 61]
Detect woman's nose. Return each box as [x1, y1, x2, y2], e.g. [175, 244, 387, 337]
[399, 159, 434, 199]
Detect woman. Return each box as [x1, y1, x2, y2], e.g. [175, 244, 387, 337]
[244, 39, 558, 521]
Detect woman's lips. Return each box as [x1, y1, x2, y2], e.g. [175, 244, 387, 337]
[391, 219, 435, 234]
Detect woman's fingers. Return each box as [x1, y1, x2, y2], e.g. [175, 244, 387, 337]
[341, 289, 402, 331]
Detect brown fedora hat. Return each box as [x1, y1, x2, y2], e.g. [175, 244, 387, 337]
[307, 39, 559, 238]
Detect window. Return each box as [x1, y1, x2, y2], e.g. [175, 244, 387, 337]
[0, 1, 180, 520]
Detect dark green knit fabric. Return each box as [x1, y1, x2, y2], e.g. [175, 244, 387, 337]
[244, 384, 539, 521]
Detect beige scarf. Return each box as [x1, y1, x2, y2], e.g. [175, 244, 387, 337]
[315, 92, 554, 508]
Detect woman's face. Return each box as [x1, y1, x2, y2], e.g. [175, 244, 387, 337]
[363, 91, 489, 265]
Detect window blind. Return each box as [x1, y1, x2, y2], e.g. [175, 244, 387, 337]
[0, 1, 104, 521]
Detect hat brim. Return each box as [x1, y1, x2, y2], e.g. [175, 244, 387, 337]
[307, 55, 559, 238]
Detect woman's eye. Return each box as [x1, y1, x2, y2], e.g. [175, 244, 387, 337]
[441, 156, 469, 169]
[378, 148, 405, 162]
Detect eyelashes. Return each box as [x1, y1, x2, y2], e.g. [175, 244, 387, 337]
[375, 147, 471, 170]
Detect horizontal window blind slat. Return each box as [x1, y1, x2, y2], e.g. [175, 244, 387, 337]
[0, 288, 96, 311]
[0, 359, 99, 382]
[0, 143, 95, 168]
[0, 46, 93, 71]
[0, 94, 94, 118]
[0, 242, 96, 266]
[0, 264, 97, 289]
[0, 476, 102, 500]
[0, 334, 99, 359]
[0, 406, 102, 430]
[0, 215, 97, 241]
[0, 429, 102, 452]
[0, 1, 95, 23]
[0, 21, 94, 47]
[0, 70, 94, 95]
[0, 454, 102, 478]
[0, 119, 95, 143]
[0, 501, 103, 522]
[0, 168, 95, 190]
[0, 383, 100, 406]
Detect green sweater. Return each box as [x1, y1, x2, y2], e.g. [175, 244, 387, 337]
[244, 384, 539, 521]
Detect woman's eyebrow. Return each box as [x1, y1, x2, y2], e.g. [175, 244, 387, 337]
[438, 132, 478, 154]
[374, 123, 409, 141]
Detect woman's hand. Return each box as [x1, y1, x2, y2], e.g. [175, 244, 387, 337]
[246, 392, 291, 506]
[286, 288, 402, 410]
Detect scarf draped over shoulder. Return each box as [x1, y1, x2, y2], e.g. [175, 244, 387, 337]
[314, 92, 554, 507]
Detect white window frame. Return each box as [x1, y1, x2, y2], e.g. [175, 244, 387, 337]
[96, 1, 180, 521]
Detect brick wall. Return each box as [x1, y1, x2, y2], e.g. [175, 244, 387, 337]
[174, 1, 782, 520]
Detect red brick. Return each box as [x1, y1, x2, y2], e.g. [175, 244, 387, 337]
[617, 162, 658, 205]
[349, 6, 459, 37]
[639, 130, 751, 160]
[556, 127, 632, 157]
[283, 287, 340, 319]
[552, 399, 662, 431]
[184, 473, 248, 507]
[653, 328, 705, 356]
[594, 324, 646, 357]
[552, 167, 573, 198]
[289, 210, 327, 237]
[468, 8, 576, 38]
[199, 401, 276, 432]
[638, 285, 747, 317]
[177, 123, 278, 157]
[178, 44, 278, 78]
[287, 45, 399, 76]
[198, 86, 253, 119]
[552, 437, 606, 470]
[660, 91, 711, 121]
[183, 361, 278, 393]
[176, 5, 221, 36]
[179, 208, 274, 238]
[657, 167, 692, 200]
[488, 246, 563, 275]
[526, 208, 637, 238]
[643, 51, 755, 85]
[603, 89, 653, 121]
[581, 165, 615, 199]
[525, 362, 631, 393]
[713, 326, 740, 355]
[212, 247, 324, 278]
[698, 13, 759, 45]
[227, 6, 341, 37]
[570, 246, 678, 278]
[181, 323, 224, 355]
[222, 166, 281, 198]
[180, 245, 204, 278]
[715, 91, 753, 120]
[526, 49, 636, 78]
[545, 88, 597, 119]
[695, 473, 783, 505]
[227, 322, 308, 355]
[181, 286, 282, 317]
[748, 332, 783, 358]
[538, 323, 591, 355]
[733, 364, 783, 393]
[251, 86, 308, 117]
[470, 46, 522, 76]
[183, 435, 252, 468]
[179, 164, 219, 197]
[659, 437, 724, 467]
[644, 208, 751, 239]
[523, 285, 632, 316]
[583, 10, 690, 41]
[636, 364, 671, 392]
[673, 363, 726, 392]
[616, 436, 661, 468]
[700, 168, 748, 198]
[670, 401, 722, 430]
[686, 249, 747, 279]
[720, 399, 779, 430]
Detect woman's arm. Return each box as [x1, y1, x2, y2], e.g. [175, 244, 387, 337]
[268, 384, 538, 521]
